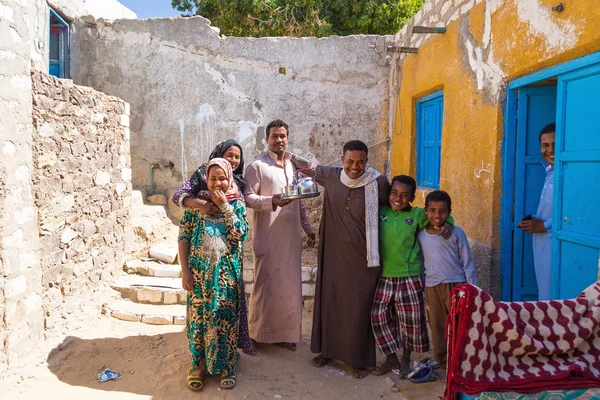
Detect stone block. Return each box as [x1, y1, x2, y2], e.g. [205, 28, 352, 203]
[60, 227, 78, 244]
[174, 316, 186, 325]
[147, 194, 167, 205]
[91, 112, 107, 123]
[141, 315, 172, 325]
[302, 283, 315, 297]
[136, 288, 163, 303]
[122, 168, 132, 182]
[163, 291, 179, 305]
[150, 243, 178, 264]
[177, 290, 188, 304]
[116, 183, 127, 196]
[132, 190, 147, 205]
[111, 310, 141, 322]
[94, 170, 111, 186]
[303, 299, 314, 312]
[245, 283, 254, 295]
[119, 114, 129, 127]
[243, 268, 254, 283]
[6, 276, 27, 299]
[301, 266, 315, 283]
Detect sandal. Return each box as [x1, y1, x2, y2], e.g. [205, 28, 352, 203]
[419, 357, 440, 369]
[187, 369, 204, 391]
[391, 368, 410, 378]
[220, 375, 236, 389]
[408, 366, 439, 384]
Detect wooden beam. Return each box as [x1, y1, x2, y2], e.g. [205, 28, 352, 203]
[412, 26, 446, 34]
[386, 46, 418, 54]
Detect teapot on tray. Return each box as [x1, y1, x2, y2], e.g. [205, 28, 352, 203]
[282, 168, 319, 198]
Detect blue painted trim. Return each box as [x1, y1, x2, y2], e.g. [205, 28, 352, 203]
[418, 90, 444, 103]
[48, 7, 70, 79]
[49, 8, 69, 27]
[509, 51, 600, 89]
[556, 231, 600, 248]
[500, 88, 517, 302]
[559, 153, 600, 162]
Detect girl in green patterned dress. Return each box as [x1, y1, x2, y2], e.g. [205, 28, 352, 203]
[178, 157, 249, 391]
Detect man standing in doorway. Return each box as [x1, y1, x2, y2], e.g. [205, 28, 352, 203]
[292, 140, 390, 378]
[244, 119, 315, 351]
[518, 122, 555, 300]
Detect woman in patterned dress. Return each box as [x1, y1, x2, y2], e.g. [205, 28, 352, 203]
[172, 139, 256, 356]
[178, 158, 249, 391]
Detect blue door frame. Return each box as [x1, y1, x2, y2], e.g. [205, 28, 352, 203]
[48, 7, 70, 79]
[501, 51, 600, 301]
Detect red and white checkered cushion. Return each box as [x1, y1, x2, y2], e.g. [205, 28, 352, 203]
[445, 282, 600, 400]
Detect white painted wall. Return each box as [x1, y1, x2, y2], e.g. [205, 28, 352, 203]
[48, 0, 136, 21]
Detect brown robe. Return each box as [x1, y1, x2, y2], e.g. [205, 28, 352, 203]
[310, 166, 390, 368]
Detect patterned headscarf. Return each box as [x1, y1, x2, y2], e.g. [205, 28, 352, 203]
[197, 158, 241, 203]
[189, 139, 246, 197]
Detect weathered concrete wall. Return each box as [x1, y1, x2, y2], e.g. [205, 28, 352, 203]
[388, 0, 600, 298]
[0, 0, 46, 380]
[31, 69, 132, 334]
[70, 16, 391, 193]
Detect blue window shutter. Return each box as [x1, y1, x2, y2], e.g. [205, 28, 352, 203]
[416, 92, 443, 188]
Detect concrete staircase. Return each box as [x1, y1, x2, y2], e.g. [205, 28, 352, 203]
[108, 189, 319, 326]
[108, 189, 185, 325]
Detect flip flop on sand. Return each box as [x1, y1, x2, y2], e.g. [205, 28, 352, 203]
[418, 358, 440, 369]
[408, 366, 439, 384]
[187, 369, 204, 391]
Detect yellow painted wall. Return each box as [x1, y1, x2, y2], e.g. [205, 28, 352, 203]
[391, 0, 600, 249]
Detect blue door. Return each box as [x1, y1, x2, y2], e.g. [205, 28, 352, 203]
[416, 91, 443, 188]
[553, 64, 600, 299]
[512, 86, 557, 301]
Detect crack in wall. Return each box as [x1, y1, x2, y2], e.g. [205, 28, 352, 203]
[459, 1, 506, 106]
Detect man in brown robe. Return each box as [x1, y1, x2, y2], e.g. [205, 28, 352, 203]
[244, 120, 315, 350]
[292, 140, 390, 378]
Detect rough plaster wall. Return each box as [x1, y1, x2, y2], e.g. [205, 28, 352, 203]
[388, 0, 596, 299]
[70, 16, 391, 193]
[0, 0, 44, 378]
[31, 69, 132, 335]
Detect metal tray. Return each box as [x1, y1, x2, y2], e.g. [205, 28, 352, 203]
[281, 192, 320, 201]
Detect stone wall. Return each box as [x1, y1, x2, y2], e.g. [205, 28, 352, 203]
[70, 16, 392, 194]
[0, 0, 46, 380]
[31, 69, 132, 333]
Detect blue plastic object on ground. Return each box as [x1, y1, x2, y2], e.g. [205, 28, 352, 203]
[98, 369, 120, 382]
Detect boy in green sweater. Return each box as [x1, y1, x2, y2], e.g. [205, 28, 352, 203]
[371, 175, 452, 376]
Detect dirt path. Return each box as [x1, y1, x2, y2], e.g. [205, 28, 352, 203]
[1, 317, 445, 399]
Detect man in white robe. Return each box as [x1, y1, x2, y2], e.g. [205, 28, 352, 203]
[244, 119, 314, 349]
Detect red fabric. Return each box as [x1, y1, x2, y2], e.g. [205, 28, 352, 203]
[445, 282, 600, 400]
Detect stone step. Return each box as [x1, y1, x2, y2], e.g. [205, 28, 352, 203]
[124, 259, 182, 277]
[132, 189, 147, 206]
[109, 299, 185, 325]
[110, 275, 186, 305]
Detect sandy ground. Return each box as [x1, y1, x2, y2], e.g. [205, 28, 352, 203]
[0, 311, 445, 400]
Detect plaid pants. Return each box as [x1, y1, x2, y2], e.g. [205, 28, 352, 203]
[371, 276, 430, 355]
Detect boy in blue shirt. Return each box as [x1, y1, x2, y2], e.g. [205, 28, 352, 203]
[418, 190, 477, 373]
